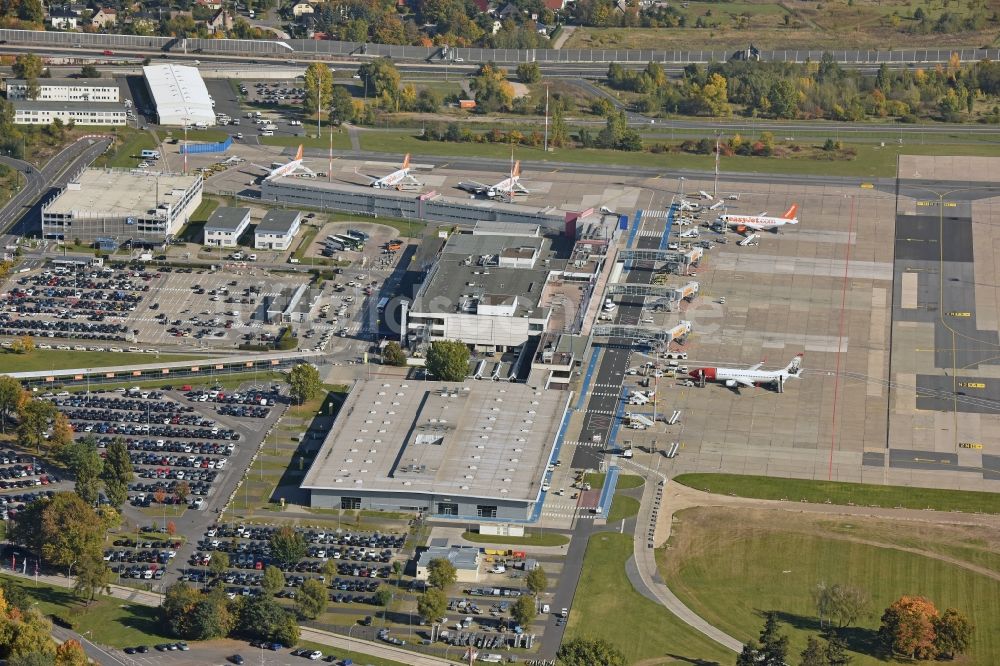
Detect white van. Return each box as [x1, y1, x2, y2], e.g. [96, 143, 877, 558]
[261, 130, 274, 137]
[140, 149, 160, 159]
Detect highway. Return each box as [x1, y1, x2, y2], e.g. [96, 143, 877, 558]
[0, 136, 112, 243]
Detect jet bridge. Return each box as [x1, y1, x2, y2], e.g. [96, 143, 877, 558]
[593, 320, 691, 343]
[618, 246, 702, 273]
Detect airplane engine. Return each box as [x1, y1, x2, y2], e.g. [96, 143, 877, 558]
[725, 379, 738, 388]
[735, 224, 748, 234]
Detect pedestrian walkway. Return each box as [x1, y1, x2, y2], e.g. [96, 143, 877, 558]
[299, 627, 455, 666]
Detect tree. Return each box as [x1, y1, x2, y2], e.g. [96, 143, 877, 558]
[262, 565, 285, 595]
[511, 595, 536, 627]
[287, 364, 322, 405]
[63, 438, 103, 506]
[186, 596, 234, 640]
[303, 62, 334, 118]
[10, 336, 34, 354]
[208, 551, 230, 578]
[163, 582, 204, 638]
[12, 54, 44, 83]
[100, 438, 133, 509]
[72, 553, 112, 605]
[525, 566, 548, 595]
[49, 412, 74, 455]
[17, 0, 45, 23]
[814, 582, 870, 629]
[799, 636, 826, 666]
[416, 587, 447, 623]
[358, 58, 401, 100]
[516, 62, 541, 83]
[79, 65, 101, 79]
[759, 612, 789, 666]
[933, 608, 973, 659]
[878, 595, 939, 660]
[295, 578, 327, 619]
[54, 639, 88, 666]
[329, 86, 355, 124]
[17, 398, 54, 454]
[235, 595, 299, 645]
[0, 376, 23, 433]
[373, 586, 392, 606]
[736, 640, 761, 666]
[425, 557, 458, 590]
[825, 635, 851, 666]
[13, 492, 103, 578]
[382, 341, 407, 366]
[549, 102, 568, 148]
[7, 609, 57, 660]
[470, 63, 515, 113]
[269, 526, 307, 564]
[425, 340, 469, 381]
[557, 637, 627, 666]
[175, 480, 191, 503]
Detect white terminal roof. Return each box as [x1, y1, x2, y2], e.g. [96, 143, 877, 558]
[301, 380, 569, 504]
[142, 64, 215, 126]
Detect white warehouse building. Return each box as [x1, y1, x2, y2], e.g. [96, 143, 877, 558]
[142, 64, 215, 127]
[6, 78, 121, 102]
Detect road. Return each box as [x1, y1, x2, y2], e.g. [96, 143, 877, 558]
[0, 136, 112, 243]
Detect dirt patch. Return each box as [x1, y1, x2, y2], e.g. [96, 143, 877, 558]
[510, 81, 530, 98]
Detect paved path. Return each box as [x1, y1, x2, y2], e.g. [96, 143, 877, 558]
[4, 569, 460, 664]
[550, 26, 575, 50]
[347, 125, 361, 152]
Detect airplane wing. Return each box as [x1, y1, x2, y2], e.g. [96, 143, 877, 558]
[757, 211, 768, 216]
[747, 362, 764, 371]
[458, 181, 487, 193]
[735, 377, 756, 387]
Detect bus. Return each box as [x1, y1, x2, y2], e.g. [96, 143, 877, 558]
[333, 234, 362, 250]
[376, 296, 389, 312]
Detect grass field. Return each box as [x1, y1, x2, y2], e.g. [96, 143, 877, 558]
[462, 530, 570, 547]
[661, 507, 1000, 664]
[260, 132, 353, 151]
[1, 574, 172, 647]
[606, 494, 641, 523]
[674, 473, 1000, 514]
[584, 473, 645, 490]
[0, 350, 207, 373]
[0, 163, 21, 204]
[566, 532, 732, 664]
[357, 130, 1000, 178]
[93, 130, 158, 169]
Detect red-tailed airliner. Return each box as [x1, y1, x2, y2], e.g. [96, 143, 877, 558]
[689, 354, 803, 390]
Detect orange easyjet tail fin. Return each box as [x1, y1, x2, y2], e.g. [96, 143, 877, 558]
[295, 144, 304, 161]
[783, 203, 798, 220]
[512, 160, 520, 178]
[402, 154, 410, 169]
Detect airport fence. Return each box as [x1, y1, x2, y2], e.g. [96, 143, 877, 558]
[180, 135, 234, 155]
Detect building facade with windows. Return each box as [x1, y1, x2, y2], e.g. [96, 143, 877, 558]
[6, 78, 121, 102]
[12, 101, 126, 126]
[301, 379, 568, 521]
[254, 210, 301, 250]
[41, 169, 202, 244]
[204, 207, 251, 247]
[403, 223, 552, 353]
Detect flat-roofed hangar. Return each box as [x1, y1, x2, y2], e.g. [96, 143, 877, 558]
[142, 64, 216, 127]
[301, 380, 570, 521]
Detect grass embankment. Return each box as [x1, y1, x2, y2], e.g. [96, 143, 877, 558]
[1, 350, 207, 373]
[0, 164, 21, 203]
[462, 531, 570, 547]
[60, 371, 287, 394]
[0, 574, 172, 647]
[565, 533, 732, 664]
[661, 506, 1000, 664]
[674, 473, 1000, 514]
[93, 129, 158, 169]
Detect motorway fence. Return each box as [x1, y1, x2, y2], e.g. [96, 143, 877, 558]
[4, 28, 1000, 65]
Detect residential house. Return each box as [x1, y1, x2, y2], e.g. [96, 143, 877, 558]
[49, 7, 79, 29]
[205, 8, 232, 32]
[194, 0, 222, 10]
[496, 2, 520, 19]
[90, 6, 117, 27]
[292, 2, 313, 17]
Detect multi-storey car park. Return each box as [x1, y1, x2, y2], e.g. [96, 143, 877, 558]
[40, 169, 203, 244]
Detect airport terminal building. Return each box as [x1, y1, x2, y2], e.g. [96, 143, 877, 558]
[6, 78, 121, 102]
[41, 169, 203, 243]
[403, 223, 553, 353]
[301, 379, 569, 521]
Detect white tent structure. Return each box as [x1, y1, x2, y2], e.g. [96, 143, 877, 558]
[142, 64, 215, 127]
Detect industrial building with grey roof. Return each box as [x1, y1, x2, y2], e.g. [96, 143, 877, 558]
[301, 379, 570, 520]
